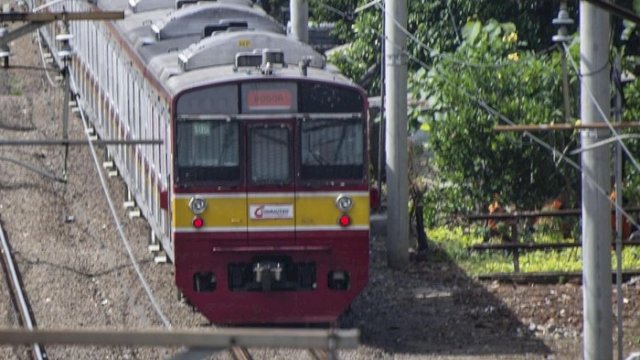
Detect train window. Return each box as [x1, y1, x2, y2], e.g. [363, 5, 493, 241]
[176, 120, 241, 184]
[176, 84, 238, 115]
[300, 119, 364, 180]
[298, 83, 364, 113]
[249, 126, 291, 185]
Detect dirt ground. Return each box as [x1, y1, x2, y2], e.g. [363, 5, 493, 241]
[344, 225, 640, 360]
[0, 4, 639, 359]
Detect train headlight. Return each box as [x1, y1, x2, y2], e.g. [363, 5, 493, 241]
[189, 196, 207, 215]
[335, 195, 353, 212]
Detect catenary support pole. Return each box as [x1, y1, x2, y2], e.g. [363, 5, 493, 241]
[384, 0, 409, 268]
[289, 0, 308, 43]
[580, 2, 612, 360]
[614, 55, 624, 360]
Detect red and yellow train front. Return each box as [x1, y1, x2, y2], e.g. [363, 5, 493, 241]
[171, 80, 369, 324]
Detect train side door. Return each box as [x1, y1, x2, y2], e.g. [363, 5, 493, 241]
[246, 120, 295, 245]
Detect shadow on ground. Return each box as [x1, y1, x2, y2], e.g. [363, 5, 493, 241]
[344, 221, 551, 357]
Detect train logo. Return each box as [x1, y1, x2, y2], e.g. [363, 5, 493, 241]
[250, 204, 294, 220]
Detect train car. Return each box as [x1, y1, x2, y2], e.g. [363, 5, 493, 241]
[39, 0, 372, 324]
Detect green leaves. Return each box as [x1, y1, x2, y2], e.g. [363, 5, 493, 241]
[462, 21, 482, 44]
[412, 20, 580, 221]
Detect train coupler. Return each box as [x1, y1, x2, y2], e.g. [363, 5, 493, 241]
[228, 256, 316, 292]
[253, 261, 283, 291]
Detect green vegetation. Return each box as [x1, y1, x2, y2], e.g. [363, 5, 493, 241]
[429, 227, 640, 276]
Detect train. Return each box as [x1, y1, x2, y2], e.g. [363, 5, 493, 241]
[37, 0, 372, 324]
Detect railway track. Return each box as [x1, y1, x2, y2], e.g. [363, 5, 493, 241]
[0, 222, 48, 360]
[229, 342, 337, 360]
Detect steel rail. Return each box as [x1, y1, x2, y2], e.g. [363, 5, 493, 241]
[0, 224, 47, 360]
[309, 348, 332, 360]
[230, 346, 253, 360]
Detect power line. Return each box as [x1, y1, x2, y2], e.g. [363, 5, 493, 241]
[563, 42, 640, 177]
[36, 13, 171, 326]
[370, 5, 640, 230]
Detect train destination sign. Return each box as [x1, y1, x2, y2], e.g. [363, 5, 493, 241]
[246, 90, 293, 111]
[241, 82, 298, 113]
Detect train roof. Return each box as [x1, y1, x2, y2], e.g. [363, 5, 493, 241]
[96, 0, 357, 97]
[178, 31, 325, 71]
[165, 64, 352, 95]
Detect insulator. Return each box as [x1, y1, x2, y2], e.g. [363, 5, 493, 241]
[552, 1, 574, 44]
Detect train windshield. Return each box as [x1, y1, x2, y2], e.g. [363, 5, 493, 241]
[249, 125, 292, 185]
[176, 120, 241, 184]
[300, 118, 364, 180]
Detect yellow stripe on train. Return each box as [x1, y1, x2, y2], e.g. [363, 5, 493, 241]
[172, 193, 369, 230]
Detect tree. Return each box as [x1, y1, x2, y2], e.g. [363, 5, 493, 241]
[413, 20, 581, 224]
[327, 0, 573, 95]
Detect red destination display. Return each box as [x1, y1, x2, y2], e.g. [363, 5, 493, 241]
[247, 89, 293, 110]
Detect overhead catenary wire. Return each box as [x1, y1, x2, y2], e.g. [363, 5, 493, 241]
[375, 2, 515, 69]
[32, 0, 172, 327]
[562, 42, 640, 175]
[67, 74, 171, 328]
[366, 1, 640, 230]
[35, 32, 60, 87]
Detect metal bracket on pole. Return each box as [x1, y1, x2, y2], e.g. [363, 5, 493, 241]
[0, 9, 123, 183]
[0, 11, 124, 58]
[56, 20, 73, 178]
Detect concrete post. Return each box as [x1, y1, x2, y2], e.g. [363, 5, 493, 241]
[384, 0, 409, 268]
[290, 0, 308, 43]
[580, 2, 612, 359]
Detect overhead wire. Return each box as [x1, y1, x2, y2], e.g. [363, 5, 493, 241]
[67, 73, 172, 328]
[563, 42, 640, 175]
[35, 32, 61, 88]
[374, 2, 516, 69]
[368, 1, 640, 228]
[35, 5, 172, 327]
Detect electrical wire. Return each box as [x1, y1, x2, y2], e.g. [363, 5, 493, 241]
[445, 0, 461, 44]
[375, 2, 515, 69]
[309, 0, 352, 20]
[68, 74, 172, 328]
[35, 32, 61, 88]
[367, 2, 640, 229]
[563, 42, 640, 177]
[35, 14, 172, 326]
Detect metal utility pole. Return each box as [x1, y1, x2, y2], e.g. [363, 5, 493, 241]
[384, 0, 409, 268]
[289, 0, 308, 43]
[580, 2, 612, 359]
[613, 55, 624, 360]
